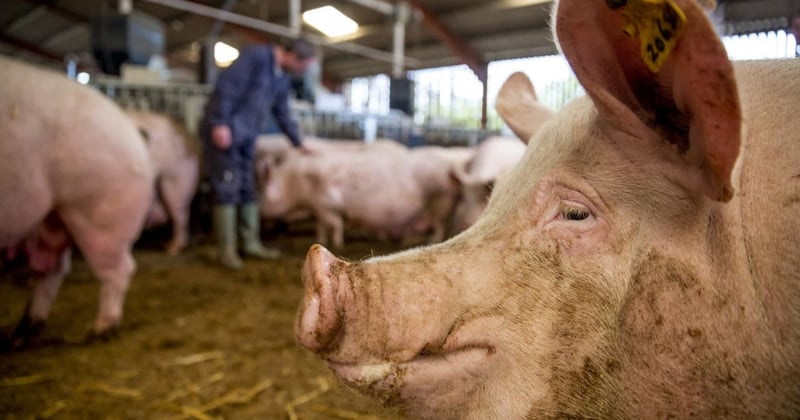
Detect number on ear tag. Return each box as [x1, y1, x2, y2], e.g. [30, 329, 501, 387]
[613, 0, 688, 73]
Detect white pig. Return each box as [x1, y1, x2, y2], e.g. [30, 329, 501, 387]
[0, 56, 154, 347]
[260, 144, 458, 248]
[126, 110, 200, 256]
[295, 0, 800, 418]
[450, 136, 527, 232]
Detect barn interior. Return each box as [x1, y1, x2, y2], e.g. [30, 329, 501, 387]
[1, 0, 798, 419]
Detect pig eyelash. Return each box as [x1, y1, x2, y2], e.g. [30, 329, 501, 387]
[560, 206, 591, 221]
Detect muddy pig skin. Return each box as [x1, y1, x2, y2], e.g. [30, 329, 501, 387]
[126, 110, 199, 256]
[0, 57, 155, 345]
[295, 0, 800, 418]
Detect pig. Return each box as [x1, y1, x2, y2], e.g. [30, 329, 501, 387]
[411, 145, 475, 173]
[450, 76, 553, 233]
[126, 110, 200, 256]
[255, 134, 408, 227]
[0, 56, 155, 347]
[255, 134, 405, 170]
[294, 0, 800, 418]
[450, 136, 527, 232]
[260, 144, 458, 248]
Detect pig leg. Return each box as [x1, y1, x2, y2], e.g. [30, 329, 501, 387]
[315, 208, 345, 249]
[315, 220, 329, 247]
[159, 169, 195, 256]
[60, 191, 149, 337]
[427, 220, 446, 245]
[81, 240, 136, 336]
[10, 248, 72, 349]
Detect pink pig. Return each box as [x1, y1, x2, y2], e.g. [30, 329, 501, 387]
[295, 0, 800, 418]
[127, 110, 199, 256]
[0, 57, 154, 347]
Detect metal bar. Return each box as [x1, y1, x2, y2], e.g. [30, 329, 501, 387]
[6, 5, 48, 33]
[24, 0, 88, 24]
[140, 0, 419, 66]
[289, 0, 301, 36]
[392, 3, 408, 77]
[41, 24, 83, 48]
[0, 32, 92, 72]
[345, 0, 394, 15]
[119, 0, 132, 13]
[209, 0, 238, 37]
[402, 0, 486, 81]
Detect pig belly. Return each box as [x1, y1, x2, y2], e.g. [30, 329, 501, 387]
[145, 201, 169, 228]
[1, 212, 72, 273]
[0, 162, 53, 248]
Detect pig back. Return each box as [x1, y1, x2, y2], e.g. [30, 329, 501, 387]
[466, 136, 526, 183]
[126, 110, 199, 174]
[731, 59, 800, 341]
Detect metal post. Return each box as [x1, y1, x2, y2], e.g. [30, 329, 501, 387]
[64, 53, 78, 79]
[199, 38, 218, 84]
[392, 3, 409, 78]
[290, 0, 301, 36]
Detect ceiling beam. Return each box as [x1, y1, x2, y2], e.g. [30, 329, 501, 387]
[345, 0, 394, 15]
[443, 0, 553, 24]
[0, 32, 62, 61]
[400, 0, 486, 80]
[141, 0, 420, 66]
[6, 5, 49, 33]
[24, 0, 88, 24]
[324, 27, 556, 79]
[41, 24, 85, 48]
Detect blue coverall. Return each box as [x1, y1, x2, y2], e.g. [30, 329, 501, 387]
[202, 44, 302, 205]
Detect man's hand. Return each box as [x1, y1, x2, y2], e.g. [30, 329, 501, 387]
[298, 143, 318, 155]
[211, 125, 232, 150]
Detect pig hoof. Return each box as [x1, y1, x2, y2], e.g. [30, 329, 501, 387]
[165, 240, 185, 256]
[85, 326, 120, 344]
[6, 313, 47, 350]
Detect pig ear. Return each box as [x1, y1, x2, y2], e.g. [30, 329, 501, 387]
[496, 72, 555, 144]
[554, 0, 741, 202]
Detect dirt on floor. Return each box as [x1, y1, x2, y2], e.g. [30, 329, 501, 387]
[0, 226, 411, 420]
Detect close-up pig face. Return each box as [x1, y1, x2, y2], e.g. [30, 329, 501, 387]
[296, 0, 800, 418]
[295, 101, 664, 418]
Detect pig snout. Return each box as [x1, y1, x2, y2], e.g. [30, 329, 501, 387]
[296, 244, 345, 352]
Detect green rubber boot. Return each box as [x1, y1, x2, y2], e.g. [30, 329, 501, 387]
[213, 205, 243, 270]
[239, 203, 280, 260]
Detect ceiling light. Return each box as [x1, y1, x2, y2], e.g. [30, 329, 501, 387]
[76, 72, 91, 85]
[214, 41, 239, 67]
[303, 6, 359, 38]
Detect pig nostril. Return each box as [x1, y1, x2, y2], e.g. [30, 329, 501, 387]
[297, 291, 322, 349]
[296, 244, 344, 352]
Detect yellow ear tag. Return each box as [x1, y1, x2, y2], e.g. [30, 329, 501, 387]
[615, 0, 687, 73]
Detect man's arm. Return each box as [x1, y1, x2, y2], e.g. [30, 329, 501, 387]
[272, 85, 303, 148]
[205, 46, 262, 127]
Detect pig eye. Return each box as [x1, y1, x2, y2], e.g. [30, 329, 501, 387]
[560, 206, 590, 221]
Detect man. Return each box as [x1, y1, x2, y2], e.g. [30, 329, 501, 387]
[202, 38, 317, 270]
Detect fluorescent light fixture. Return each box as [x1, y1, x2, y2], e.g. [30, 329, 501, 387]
[303, 6, 359, 38]
[76, 72, 91, 85]
[214, 41, 240, 67]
